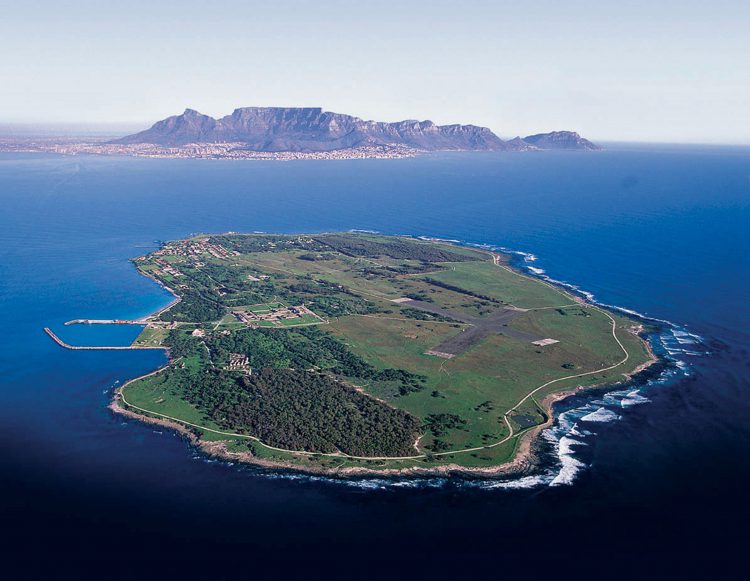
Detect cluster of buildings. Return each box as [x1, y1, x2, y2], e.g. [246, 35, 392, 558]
[137, 238, 241, 281]
[194, 239, 235, 259]
[134, 253, 186, 279]
[232, 304, 317, 326]
[246, 274, 270, 282]
[1, 140, 420, 161]
[156, 260, 184, 279]
[227, 353, 252, 374]
[155, 238, 236, 260]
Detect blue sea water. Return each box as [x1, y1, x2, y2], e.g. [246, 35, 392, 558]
[0, 146, 748, 578]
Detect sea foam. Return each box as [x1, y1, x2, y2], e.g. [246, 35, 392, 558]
[581, 408, 620, 423]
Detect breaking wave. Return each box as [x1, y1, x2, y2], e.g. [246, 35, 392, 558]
[485, 242, 706, 488]
[581, 408, 621, 423]
[442, 238, 705, 490]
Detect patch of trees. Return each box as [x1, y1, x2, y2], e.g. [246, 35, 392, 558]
[387, 262, 443, 275]
[168, 266, 216, 295]
[201, 263, 257, 290]
[307, 295, 379, 317]
[181, 368, 421, 456]
[298, 253, 332, 261]
[204, 326, 426, 396]
[282, 277, 379, 317]
[165, 265, 268, 308]
[423, 278, 502, 305]
[287, 279, 342, 296]
[358, 267, 392, 278]
[221, 289, 275, 308]
[428, 438, 450, 452]
[295, 327, 427, 395]
[223, 331, 295, 368]
[360, 262, 442, 276]
[557, 307, 590, 317]
[313, 234, 479, 263]
[160, 290, 225, 322]
[424, 413, 468, 438]
[288, 281, 331, 295]
[165, 329, 203, 358]
[211, 234, 330, 255]
[405, 292, 434, 302]
[473, 400, 495, 412]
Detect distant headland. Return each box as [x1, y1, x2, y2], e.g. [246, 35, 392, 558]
[0, 107, 599, 160]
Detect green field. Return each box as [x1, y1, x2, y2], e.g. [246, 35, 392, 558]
[132, 325, 170, 347]
[420, 260, 568, 309]
[122, 232, 654, 472]
[248, 302, 285, 313]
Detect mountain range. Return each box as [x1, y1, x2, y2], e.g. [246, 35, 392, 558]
[113, 107, 599, 152]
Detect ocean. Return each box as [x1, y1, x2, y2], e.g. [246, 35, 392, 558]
[0, 145, 748, 578]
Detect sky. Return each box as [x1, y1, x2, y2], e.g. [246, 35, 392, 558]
[1, 0, 749, 143]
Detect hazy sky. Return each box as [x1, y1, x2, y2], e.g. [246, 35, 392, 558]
[2, 0, 748, 143]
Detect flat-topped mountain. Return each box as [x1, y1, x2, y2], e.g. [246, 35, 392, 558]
[113, 107, 599, 152]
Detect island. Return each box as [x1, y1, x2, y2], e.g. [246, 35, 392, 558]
[51, 233, 656, 475]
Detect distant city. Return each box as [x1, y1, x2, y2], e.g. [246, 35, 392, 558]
[0, 138, 419, 160]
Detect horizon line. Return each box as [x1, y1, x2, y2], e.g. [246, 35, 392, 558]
[0, 122, 747, 148]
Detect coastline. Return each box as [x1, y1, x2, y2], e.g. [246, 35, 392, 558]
[108, 237, 665, 479]
[110, 334, 659, 478]
[133, 265, 182, 320]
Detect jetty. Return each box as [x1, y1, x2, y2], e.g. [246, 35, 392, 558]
[44, 327, 166, 351]
[64, 319, 146, 326]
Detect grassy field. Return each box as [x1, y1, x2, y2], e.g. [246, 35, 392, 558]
[122, 354, 222, 434]
[131, 325, 169, 347]
[419, 260, 569, 309]
[327, 304, 651, 454]
[121, 233, 655, 471]
[248, 302, 285, 313]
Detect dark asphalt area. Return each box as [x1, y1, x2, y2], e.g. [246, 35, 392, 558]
[402, 299, 542, 356]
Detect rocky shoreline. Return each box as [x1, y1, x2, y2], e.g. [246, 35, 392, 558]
[110, 327, 660, 479]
